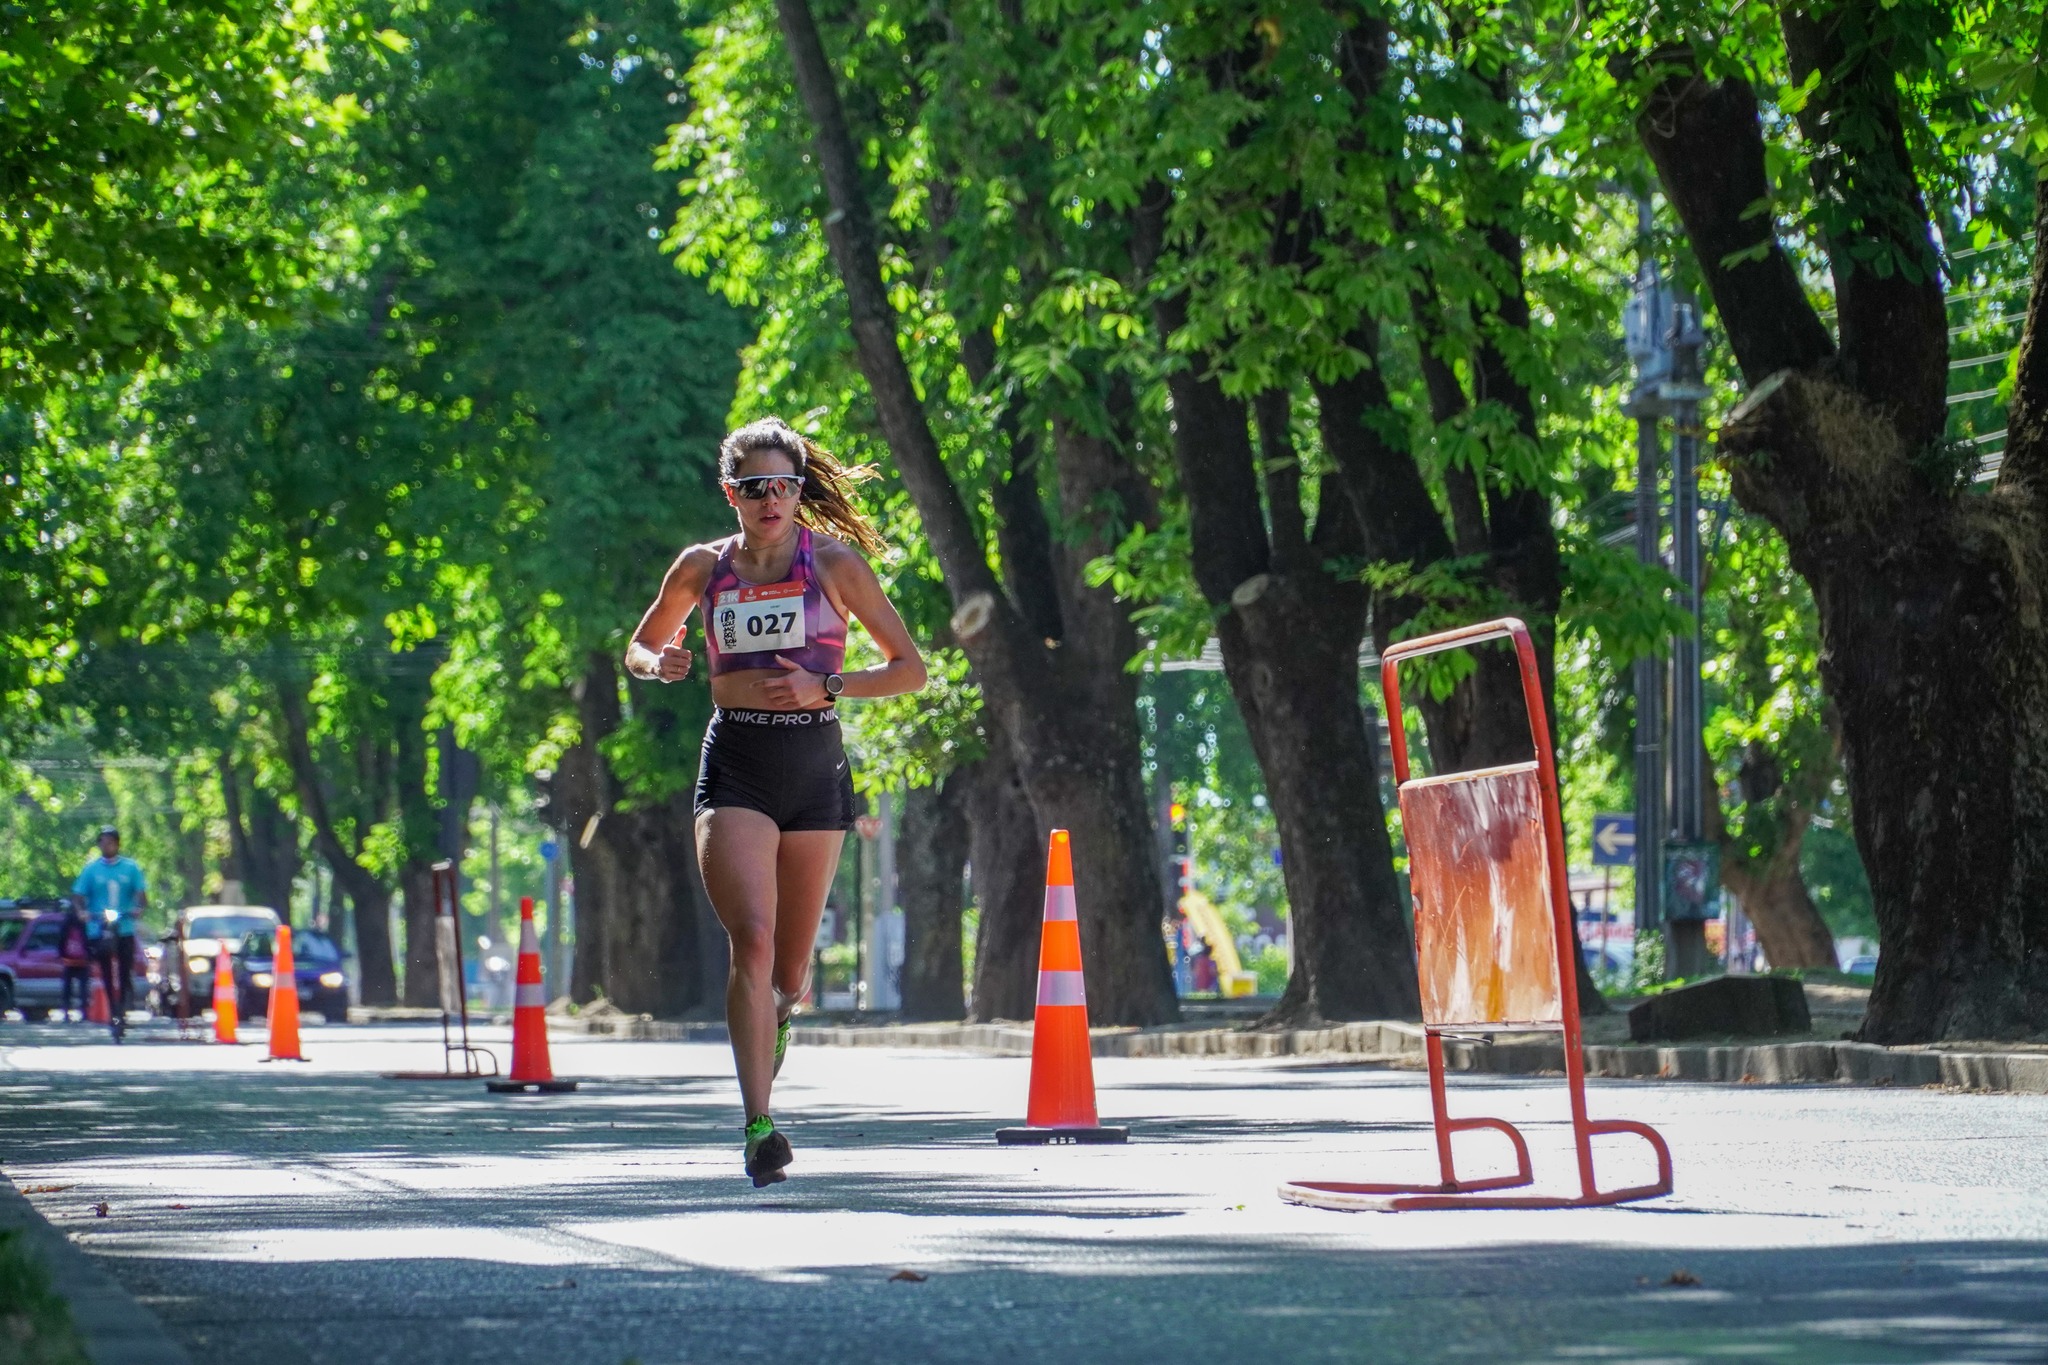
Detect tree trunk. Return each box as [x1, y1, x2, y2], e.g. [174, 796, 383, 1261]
[218, 754, 301, 916]
[274, 684, 398, 1006]
[542, 653, 710, 1016]
[774, 0, 1175, 1024]
[1721, 835, 1836, 971]
[898, 775, 970, 1020]
[391, 667, 442, 1009]
[591, 792, 706, 1017]
[1707, 749, 1838, 971]
[1634, 37, 2048, 1040]
[1147, 294, 1419, 1022]
[966, 732, 1046, 1023]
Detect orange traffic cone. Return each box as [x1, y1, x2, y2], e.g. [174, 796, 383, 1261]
[486, 898, 576, 1093]
[262, 925, 307, 1062]
[996, 830, 1127, 1144]
[85, 972, 109, 1024]
[212, 947, 238, 1044]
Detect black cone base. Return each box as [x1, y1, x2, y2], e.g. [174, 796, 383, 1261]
[996, 1125, 1128, 1145]
[484, 1078, 579, 1094]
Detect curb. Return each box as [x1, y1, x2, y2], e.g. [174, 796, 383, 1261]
[0, 1172, 194, 1365]
[559, 1014, 2048, 1093]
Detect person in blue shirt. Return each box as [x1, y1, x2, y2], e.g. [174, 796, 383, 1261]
[72, 826, 148, 1040]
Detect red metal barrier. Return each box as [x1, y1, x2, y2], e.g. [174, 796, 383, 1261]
[1279, 617, 1672, 1212]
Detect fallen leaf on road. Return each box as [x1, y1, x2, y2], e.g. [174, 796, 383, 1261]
[890, 1270, 929, 1283]
[1665, 1269, 1701, 1287]
[168, 1204, 190, 1210]
[92, 1202, 109, 1218]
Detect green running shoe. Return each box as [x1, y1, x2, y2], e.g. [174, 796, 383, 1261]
[744, 1114, 792, 1187]
[773, 1015, 792, 1079]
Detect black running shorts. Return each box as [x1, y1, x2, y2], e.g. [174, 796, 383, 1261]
[694, 707, 856, 832]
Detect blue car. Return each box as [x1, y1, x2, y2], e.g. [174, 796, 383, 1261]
[235, 928, 351, 1022]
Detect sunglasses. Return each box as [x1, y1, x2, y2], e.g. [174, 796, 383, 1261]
[726, 474, 805, 501]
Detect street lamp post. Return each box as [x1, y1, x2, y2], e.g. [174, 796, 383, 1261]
[1663, 298, 1714, 979]
[1622, 208, 1671, 960]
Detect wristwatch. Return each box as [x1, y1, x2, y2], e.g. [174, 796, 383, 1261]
[824, 672, 845, 698]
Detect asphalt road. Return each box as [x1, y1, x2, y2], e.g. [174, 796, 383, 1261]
[3, 1021, 2046, 1365]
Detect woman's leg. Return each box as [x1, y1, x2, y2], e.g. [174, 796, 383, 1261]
[771, 831, 845, 1010]
[696, 806, 784, 1121]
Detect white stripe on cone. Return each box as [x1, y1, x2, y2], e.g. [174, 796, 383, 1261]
[1036, 969, 1087, 1007]
[1042, 884, 1077, 922]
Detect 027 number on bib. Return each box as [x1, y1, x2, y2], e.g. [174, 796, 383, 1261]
[715, 582, 807, 655]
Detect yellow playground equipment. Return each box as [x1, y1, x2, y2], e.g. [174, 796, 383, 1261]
[1178, 891, 1260, 998]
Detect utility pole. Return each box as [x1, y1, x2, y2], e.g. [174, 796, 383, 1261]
[1621, 198, 1670, 961]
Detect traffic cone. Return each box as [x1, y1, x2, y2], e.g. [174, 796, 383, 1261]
[212, 947, 238, 1044]
[996, 830, 1127, 1144]
[85, 973, 109, 1024]
[262, 925, 307, 1062]
[486, 898, 577, 1093]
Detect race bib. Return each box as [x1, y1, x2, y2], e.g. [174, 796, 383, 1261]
[714, 582, 806, 654]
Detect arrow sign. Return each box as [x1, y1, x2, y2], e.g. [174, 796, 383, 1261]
[1592, 813, 1636, 867]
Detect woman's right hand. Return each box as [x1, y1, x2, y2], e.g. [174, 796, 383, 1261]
[655, 642, 693, 682]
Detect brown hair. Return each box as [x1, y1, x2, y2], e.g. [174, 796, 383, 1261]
[719, 417, 887, 557]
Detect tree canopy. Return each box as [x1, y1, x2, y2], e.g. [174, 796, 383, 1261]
[6, 0, 2045, 1041]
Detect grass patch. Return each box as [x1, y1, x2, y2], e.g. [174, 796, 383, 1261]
[0, 1228, 90, 1365]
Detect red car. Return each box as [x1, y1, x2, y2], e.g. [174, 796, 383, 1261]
[0, 911, 150, 1021]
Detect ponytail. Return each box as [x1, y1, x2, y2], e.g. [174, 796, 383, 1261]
[719, 417, 887, 558]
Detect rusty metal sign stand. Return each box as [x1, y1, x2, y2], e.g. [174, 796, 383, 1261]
[1280, 617, 1672, 1212]
[383, 861, 499, 1081]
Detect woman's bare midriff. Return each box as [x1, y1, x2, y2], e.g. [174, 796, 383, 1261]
[711, 670, 823, 711]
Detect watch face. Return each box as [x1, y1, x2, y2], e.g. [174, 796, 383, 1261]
[826, 673, 844, 696]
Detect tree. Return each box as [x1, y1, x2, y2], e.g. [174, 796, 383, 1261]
[695, 0, 1179, 1024]
[1605, 1, 2048, 1038]
[0, 0, 352, 397]
[1703, 511, 1839, 969]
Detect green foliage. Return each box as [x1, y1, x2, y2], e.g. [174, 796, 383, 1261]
[0, 1229, 90, 1365]
[0, 0, 358, 397]
[1248, 942, 1290, 996]
[1802, 821, 1878, 940]
[843, 647, 986, 795]
[1145, 672, 1286, 923]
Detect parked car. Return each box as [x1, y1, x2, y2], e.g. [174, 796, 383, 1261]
[235, 927, 350, 1023]
[150, 905, 281, 1019]
[0, 910, 149, 1021]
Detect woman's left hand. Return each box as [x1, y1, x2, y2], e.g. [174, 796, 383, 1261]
[763, 657, 828, 709]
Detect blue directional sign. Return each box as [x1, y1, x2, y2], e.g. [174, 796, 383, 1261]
[540, 839, 559, 863]
[1591, 813, 1636, 867]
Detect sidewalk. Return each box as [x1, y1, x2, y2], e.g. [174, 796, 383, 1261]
[564, 1004, 2048, 1094]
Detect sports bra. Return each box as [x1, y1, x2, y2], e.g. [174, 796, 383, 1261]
[701, 526, 848, 679]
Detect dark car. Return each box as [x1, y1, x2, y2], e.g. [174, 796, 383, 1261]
[0, 910, 149, 1021]
[235, 928, 350, 1023]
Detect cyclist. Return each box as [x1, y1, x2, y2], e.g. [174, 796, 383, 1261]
[72, 825, 147, 1040]
[625, 417, 926, 1186]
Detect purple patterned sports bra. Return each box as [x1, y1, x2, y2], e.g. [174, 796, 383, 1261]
[701, 526, 848, 678]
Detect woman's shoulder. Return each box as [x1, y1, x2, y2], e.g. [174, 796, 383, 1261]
[806, 529, 871, 572]
[676, 537, 732, 570]
[657, 539, 729, 596]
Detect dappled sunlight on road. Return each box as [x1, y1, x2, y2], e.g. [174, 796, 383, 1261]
[5, 1029, 2048, 1363]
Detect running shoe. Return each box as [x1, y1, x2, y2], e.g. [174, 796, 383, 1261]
[744, 1115, 792, 1187]
[773, 1015, 792, 1078]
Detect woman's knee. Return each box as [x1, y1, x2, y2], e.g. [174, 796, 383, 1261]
[725, 919, 776, 977]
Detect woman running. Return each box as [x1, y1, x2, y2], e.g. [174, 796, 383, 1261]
[625, 417, 926, 1185]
